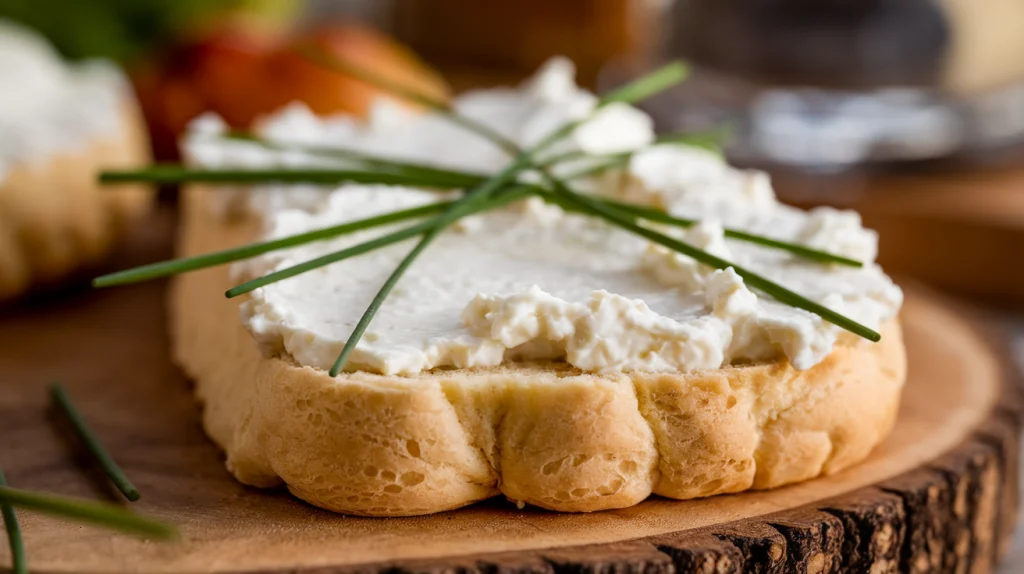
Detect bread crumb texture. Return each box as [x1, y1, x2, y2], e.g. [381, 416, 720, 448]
[171, 188, 907, 516]
[0, 102, 152, 300]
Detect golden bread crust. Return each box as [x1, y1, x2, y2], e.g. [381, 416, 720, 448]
[0, 101, 153, 300]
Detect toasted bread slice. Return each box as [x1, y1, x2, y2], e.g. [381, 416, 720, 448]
[0, 102, 152, 300]
[170, 186, 906, 516]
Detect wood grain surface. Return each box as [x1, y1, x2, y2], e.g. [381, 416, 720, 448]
[0, 209, 1019, 573]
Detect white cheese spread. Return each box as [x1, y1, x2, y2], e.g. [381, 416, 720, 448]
[0, 19, 128, 181]
[184, 57, 903, 376]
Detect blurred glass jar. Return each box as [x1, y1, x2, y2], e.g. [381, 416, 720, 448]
[639, 0, 1024, 170]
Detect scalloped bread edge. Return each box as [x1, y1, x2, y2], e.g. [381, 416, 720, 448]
[170, 186, 907, 516]
[0, 101, 153, 300]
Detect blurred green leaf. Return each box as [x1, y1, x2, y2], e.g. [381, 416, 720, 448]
[0, 0, 293, 62]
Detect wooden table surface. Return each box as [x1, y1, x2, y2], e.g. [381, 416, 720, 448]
[994, 320, 1024, 573]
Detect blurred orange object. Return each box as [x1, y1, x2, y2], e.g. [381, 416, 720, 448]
[265, 27, 450, 119]
[132, 23, 450, 160]
[388, 0, 656, 90]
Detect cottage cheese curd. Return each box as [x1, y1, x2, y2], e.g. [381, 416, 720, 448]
[0, 19, 128, 181]
[184, 58, 903, 376]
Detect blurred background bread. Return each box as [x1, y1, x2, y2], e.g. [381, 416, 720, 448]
[0, 20, 152, 301]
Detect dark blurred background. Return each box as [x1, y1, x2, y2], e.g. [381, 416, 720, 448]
[2, 0, 1022, 304]
[5, 0, 1023, 164]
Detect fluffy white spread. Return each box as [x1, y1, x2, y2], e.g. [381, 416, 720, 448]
[0, 19, 128, 181]
[183, 57, 903, 376]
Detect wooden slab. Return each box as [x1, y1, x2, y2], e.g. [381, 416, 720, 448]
[0, 209, 1020, 573]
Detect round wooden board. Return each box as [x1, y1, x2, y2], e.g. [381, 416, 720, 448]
[0, 210, 1020, 574]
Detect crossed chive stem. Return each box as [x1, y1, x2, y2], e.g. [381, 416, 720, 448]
[94, 51, 880, 379]
[0, 386, 177, 572]
[0, 468, 26, 574]
[50, 383, 140, 502]
[0, 485, 176, 540]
